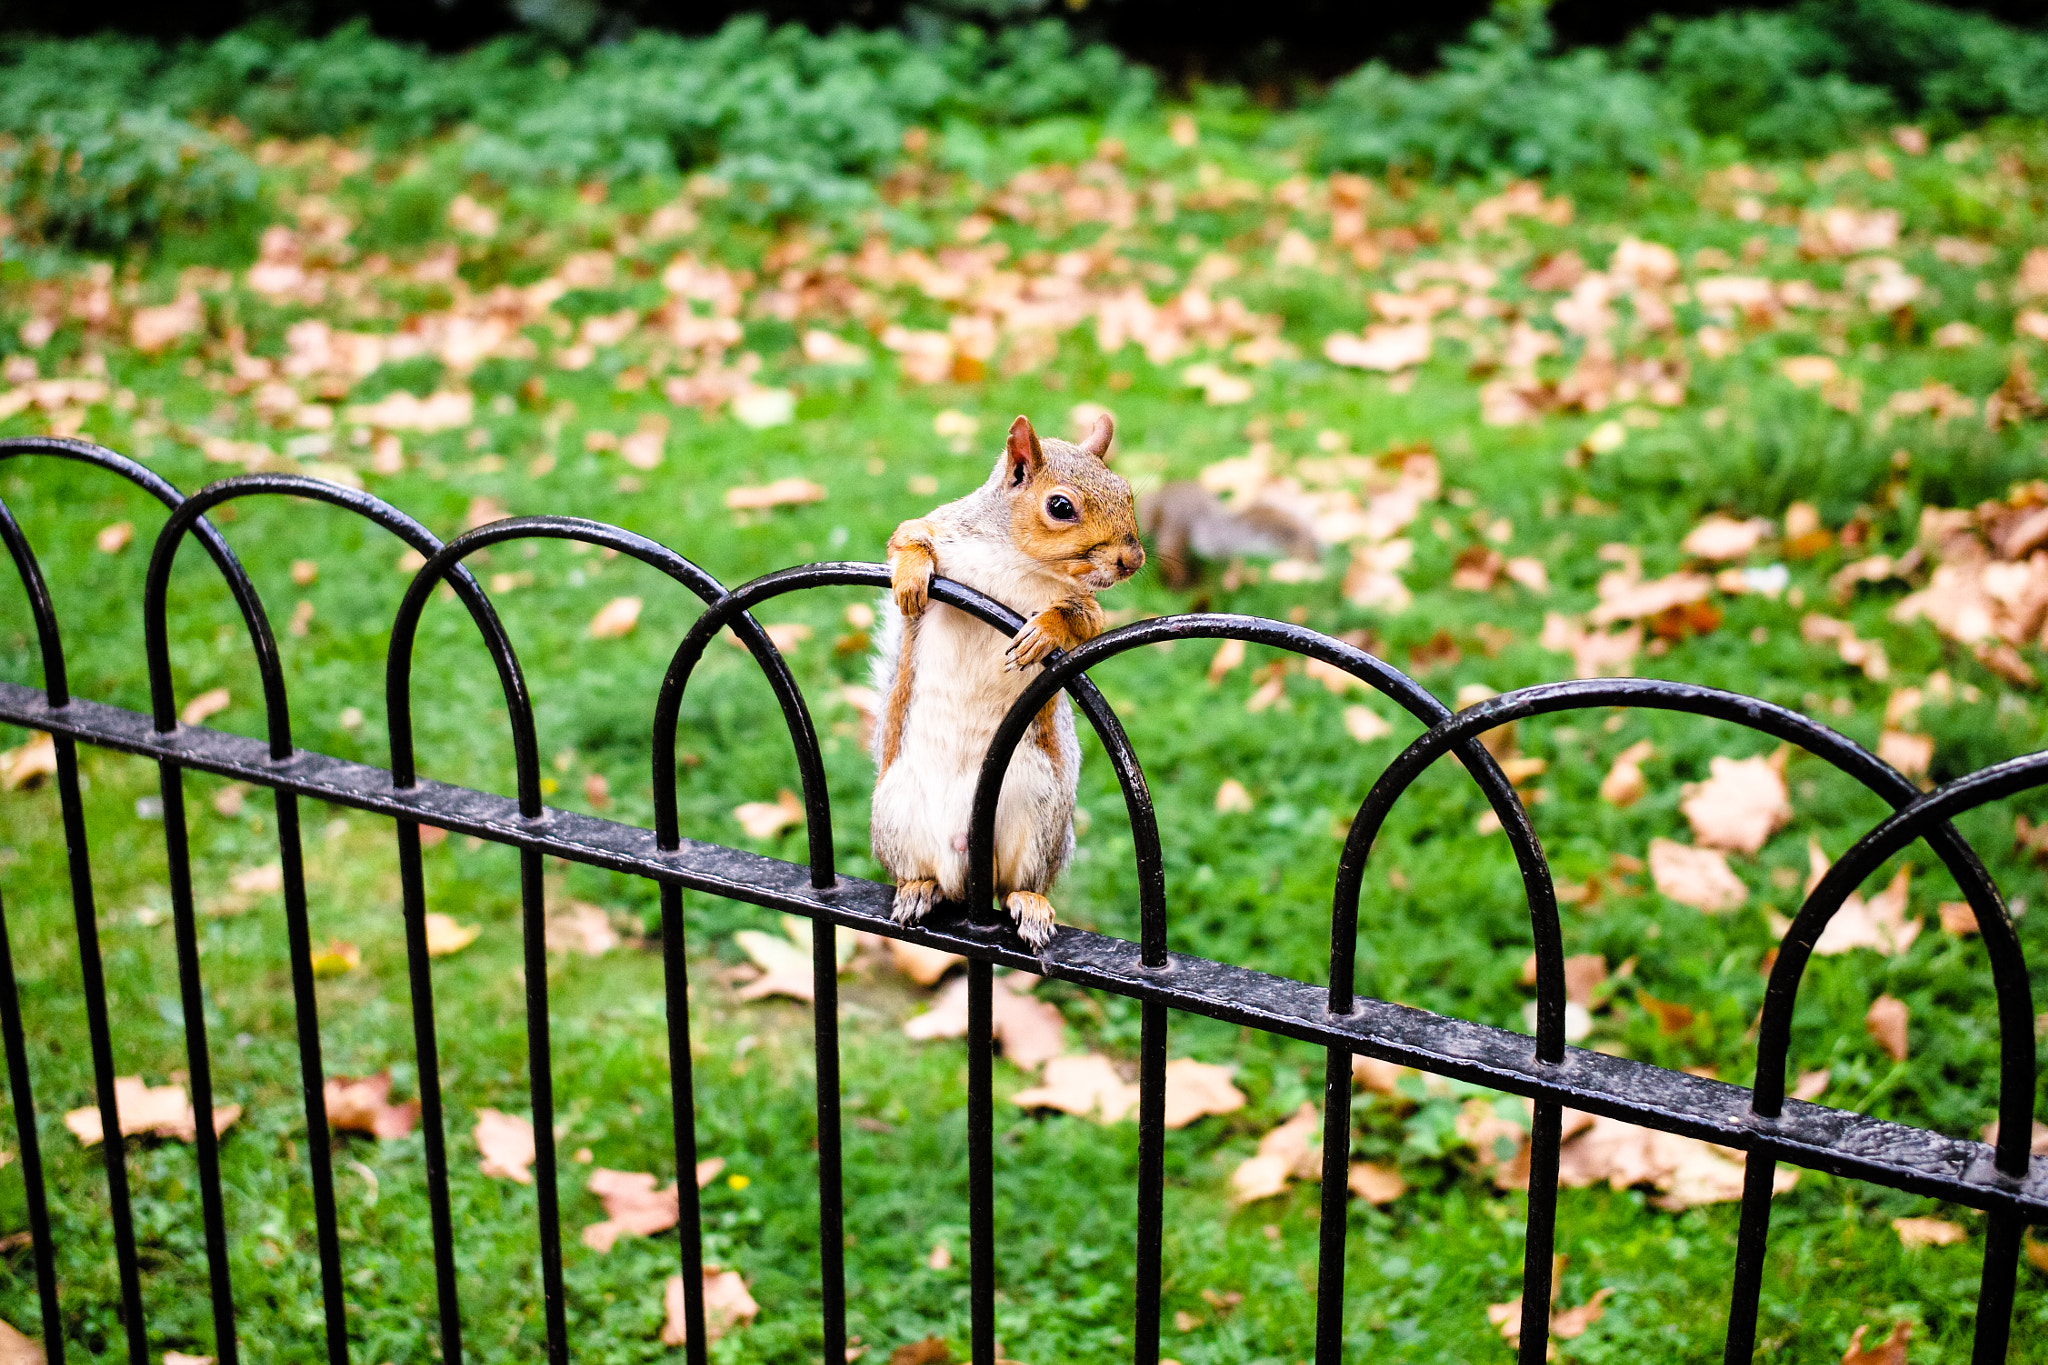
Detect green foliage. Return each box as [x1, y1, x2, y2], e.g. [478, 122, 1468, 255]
[0, 107, 257, 250]
[1307, 1, 1693, 183]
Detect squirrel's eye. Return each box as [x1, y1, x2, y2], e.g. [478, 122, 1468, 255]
[1046, 494, 1076, 521]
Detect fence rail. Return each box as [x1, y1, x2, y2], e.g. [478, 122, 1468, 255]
[0, 435, 2039, 1364]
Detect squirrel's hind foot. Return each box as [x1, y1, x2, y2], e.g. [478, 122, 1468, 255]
[1004, 891, 1057, 950]
[891, 879, 940, 927]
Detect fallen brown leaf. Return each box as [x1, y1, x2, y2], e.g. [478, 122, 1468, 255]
[1680, 754, 1791, 854]
[179, 687, 232, 727]
[423, 912, 480, 957]
[1551, 1110, 1797, 1210]
[1647, 838, 1747, 912]
[1352, 1054, 1414, 1094]
[1600, 740, 1653, 806]
[1841, 1322, 1910, 1365]
[0, 732, 57, 791]
[1866, 995, 1910, 1061]
[582, 1168, 683, 1252]
[0, 1317, 41, 1364]
[1347, 1161, 1406, 1205]
[588, 596, 643, 639]
[889, 938, 963, 986]
[1010, 1053, 1139, 1123]
[1792, 1069, 1831, 1102]
[309, 940, 360, 978]
[95, 521, 134, 554]
[734, 789, 805, 840]
[1214, 779, 1253, 814]
[661, 1267, 759, 1345]
[725, 477, 826, 511]
[474, 1108, 536, 1183]
[888, 1338, 951, 1365]
[1343, 706, 1393, 743]
[1808, 842, 1920, 957]
[547, 901, 621, 957]
[324, 1071, 419, 1140]
[1162, 1058, 1246, 1129]
[1230, 1102, 1321, 1203]
[926, 1242, 952, 1271]
[1939, 901, 1979, 935]
[1550, 1286, 1615, 1339]
[733, 929, 816, 1003]
[901, 972, 1063, 1068]
[1891, 1215, 1965, 1248]
[1980, 1119, 2048, 1154]
[162, 1354, 212, 1365]
[63, 1076, 240, 1146]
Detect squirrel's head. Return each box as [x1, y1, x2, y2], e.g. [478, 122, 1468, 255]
[994, 413, 1145, 591]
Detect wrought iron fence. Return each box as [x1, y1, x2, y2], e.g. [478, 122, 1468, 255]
[0, 434, 2040, 1364]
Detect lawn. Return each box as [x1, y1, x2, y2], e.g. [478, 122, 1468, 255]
[0, 83, 2043, 1365]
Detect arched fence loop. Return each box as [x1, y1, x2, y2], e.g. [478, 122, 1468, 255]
[0, 462, 2039, 1365]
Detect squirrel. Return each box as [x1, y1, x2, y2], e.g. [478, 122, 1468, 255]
[870, 412, 1144, 949]
[1137, 482, 1321, 590]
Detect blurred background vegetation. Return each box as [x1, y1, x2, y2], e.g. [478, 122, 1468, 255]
[1, 0, 2046, 250]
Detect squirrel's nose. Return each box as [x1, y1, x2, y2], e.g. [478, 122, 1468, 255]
[1117, 537, 1146, 576]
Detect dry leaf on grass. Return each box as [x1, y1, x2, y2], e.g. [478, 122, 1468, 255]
[582, 1165, 722, 1251]
[1792, 1069, 1831, 1102]
[1548, 1110, 1799, 1210]
[661, 1267, 759, 1345]
[324, 1071, 419, 1140]
[888, 938, 963, 986]
[179, 687, 232, 727]
[63, 1076, 240, 1147]
[95, 521, 133, 555]
[1348, 1161, 1406, 1205]
[1230, 1102, 1321, 1203]
[1891, 1216, 1965, 1248]
[162, 1354, 211, 1365]
[0, 1318, 41, 1364]
[1841, 1322, 1911, 1365]
[1343, 705, 1393, 743]
[1939, 901, 1979, 935]
[725, 477, 825, 511]
[1551, 1286, 1615, 1339]
[1807, 841, 1921, 956]
[1323, 323, 1432, 372]
[474, 1108, 536, 1183]
[1352, 1054, 1415, 1093]
[902, 972, 1063, 1068]
[424, 912, 480, 957]
[546, 901, 621, 957]
[1163, 1058, 1245, 1128]
[1866, 995, 1910, 1061]
[0, 732, 57, 791]
[1588, 572, 1712, 627]
[1214, 779, 1253, 813]
[889, 1337, 951, 1365]
[1680, 754, 1791, 854]
[309, 940, 360, 977]
[1600, 740, 1653, 806]
[1206, 638, 1246, 685]
[588, 596, 643, 639]
[1648, 838, 1748, 912]
[1682, 515, 1771, 561]
[1012, 1053, 1139, 1123]
[1877, 729, 1933, 779]
[733, 929, 817, 1003]
[1981, 1119, 2048, 1154]
[734, 789, 805, 840]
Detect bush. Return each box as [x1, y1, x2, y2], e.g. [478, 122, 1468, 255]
[0, 107, 257, 250]
[1309, 1, 1692, 182]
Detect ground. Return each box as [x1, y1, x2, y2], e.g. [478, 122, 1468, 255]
[0, 110, 2043, 1362]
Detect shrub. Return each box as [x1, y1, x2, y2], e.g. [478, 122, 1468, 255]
[0, 107, 257, 250]
[1308, 1, 1692, 183]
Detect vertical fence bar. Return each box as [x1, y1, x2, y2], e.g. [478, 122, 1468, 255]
[516, 847, 568, 1363]
[1720, 1153, 1776, 1364]
[967, 958, 995, 1365]
[659, 883, 709, 1364]
[1132, 998, 1166, 1365]
[0, 886, 63, 1363]
[157, 762, 238, 1364]
[53, 734, 148, 1364]
[396, 820, 463, 1363]
[1515, 1101, 1562, 1365]
[273, 790, 349, 1364]
[1970, 1208, 2020, 1365]
[1313, 1047, 1351, 1365]
[813, 925, 848, 1365]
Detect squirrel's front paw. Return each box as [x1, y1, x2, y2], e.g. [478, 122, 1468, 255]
[1003, 620, 1057, 671]
[892, 562, 932, 618]
[892, 879, 939, 927]
[1005, 891, 1057, 950]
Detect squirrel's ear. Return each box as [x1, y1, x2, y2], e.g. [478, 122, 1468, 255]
[1077, 412, 1115, 462]
[1004, 415, 1042, 487]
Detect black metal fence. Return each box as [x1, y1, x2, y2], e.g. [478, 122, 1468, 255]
[0, 434, 2040, 1364]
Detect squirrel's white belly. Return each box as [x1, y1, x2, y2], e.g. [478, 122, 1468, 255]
[869, 542, 1080, 901]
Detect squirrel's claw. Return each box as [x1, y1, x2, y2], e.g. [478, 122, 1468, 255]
[1005, 891, 1057, 950]
[892, 564, 931, 619]
[1004, 622, 1054, 671]
[892, 879, 939, 927]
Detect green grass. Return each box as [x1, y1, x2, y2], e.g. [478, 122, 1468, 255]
[0, 99, 2043, 1364]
